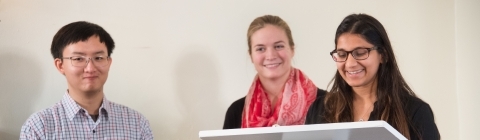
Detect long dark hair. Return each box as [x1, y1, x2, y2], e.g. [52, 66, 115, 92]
[323, 13, 418, 139]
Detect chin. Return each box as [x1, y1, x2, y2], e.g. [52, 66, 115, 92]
[264, 75, 281, 80]
[81, 86, 101, 93]
[346, 81, 366, 87]
[261, 72, 287, 80]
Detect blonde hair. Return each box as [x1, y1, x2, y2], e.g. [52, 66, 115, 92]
[247, 15, 295, 55]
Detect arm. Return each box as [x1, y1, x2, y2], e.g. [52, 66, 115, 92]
[305, 98, 322, 124]
[410, 103, 440, 140]
[223, 97, 245, 129]
[20, 114, 44, 140]
[305, 89, 326, 124]
[140, 116, 154, 140]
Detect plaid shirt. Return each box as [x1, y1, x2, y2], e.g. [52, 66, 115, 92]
[20, 92, 153, 140]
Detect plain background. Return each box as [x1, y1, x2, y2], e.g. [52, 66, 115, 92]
[0, 0, 478, 140]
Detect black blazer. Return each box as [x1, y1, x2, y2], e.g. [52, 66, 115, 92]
[305, 91, 440, 140]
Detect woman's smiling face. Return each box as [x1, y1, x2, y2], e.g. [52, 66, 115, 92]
[335, 33, 382, 88]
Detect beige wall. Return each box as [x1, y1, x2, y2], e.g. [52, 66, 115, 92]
[0, 0, 471, 139]
[455, 0, 480, 139]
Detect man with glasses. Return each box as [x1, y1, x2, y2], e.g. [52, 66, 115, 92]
[20, 21, 153, 140]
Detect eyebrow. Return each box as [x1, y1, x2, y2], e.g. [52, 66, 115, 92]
[273, 41, 285, 44]
[336, 46, 371, 51]
[254, 44, 265, 48]
[254, 41, 285, 47]
[71, 50, 106, 55]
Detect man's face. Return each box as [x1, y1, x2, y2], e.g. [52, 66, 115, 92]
[55, 35, 112, 94]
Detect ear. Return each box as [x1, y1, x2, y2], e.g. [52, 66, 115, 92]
[108, 57, 113, 66]
[291, 45, 295, 57]
[376, 47, 385, 64]
[380, 54, 388, 64]
[248, 50, 253, 63]
[54, 58, 65, 75]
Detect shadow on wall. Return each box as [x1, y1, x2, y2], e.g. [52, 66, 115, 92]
[174, 50, 223, 140]
[0, 53, 43, 139]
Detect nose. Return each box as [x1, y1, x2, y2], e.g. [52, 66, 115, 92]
[265, 47, 278, 60]
[84, 58, 97, 72]
[344, 53, 358, 67]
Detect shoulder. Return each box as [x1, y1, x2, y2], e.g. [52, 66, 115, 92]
[403, 95, 437, 123]
[24, 102, 64, 125]
[403, 95, 440, 139]
[404, 95, 434, 118]
[106, 101, 149, 122]
[232, 97, 245, 107]
[312, 88, 327, 109]
[21, 102, 63, 138]
[226, 97, 245, 117]
[22, 109, 50, 130]
[316, 88, 327, 98]
[105, 101, 153, 139]
[223, 97, 245, 129]
[305, 88, 327, 124]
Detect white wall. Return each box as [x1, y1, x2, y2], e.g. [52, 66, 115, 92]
[0, 0, 467, 139]
[455, 0, 480, 139]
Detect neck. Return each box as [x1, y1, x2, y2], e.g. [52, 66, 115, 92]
[352, 79, 377, 121]
[258, 69, 291, 98]
[67, 89, 104, 115]
[352, 79, 377, 104]
[258, 68, 292, 106]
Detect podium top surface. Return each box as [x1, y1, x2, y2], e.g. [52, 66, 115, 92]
[199, 121, 406, 140]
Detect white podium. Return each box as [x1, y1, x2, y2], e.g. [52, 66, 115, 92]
[199, 121, 406, 140]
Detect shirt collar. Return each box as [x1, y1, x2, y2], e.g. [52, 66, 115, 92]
[100, 95, 112, 120]
[61, 91, 112, 121]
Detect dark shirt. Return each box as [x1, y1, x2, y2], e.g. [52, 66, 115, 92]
[223, 88, 326, 129]
[305, 91, 440, 140]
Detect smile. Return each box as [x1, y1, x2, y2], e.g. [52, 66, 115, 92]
[264, 63, 281, 68]
[347, 69, 364, 74]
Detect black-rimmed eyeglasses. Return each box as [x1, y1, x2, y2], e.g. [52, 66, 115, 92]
[330, 46, 378, 62]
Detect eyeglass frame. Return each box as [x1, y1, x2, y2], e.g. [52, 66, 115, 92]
[61, 56, 111, 67]
[329, 46, 379, 62]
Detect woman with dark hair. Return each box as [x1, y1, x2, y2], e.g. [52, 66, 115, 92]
[306, 13, 440, 140]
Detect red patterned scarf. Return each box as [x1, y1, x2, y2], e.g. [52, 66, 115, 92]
[241, 68, 317, 128]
